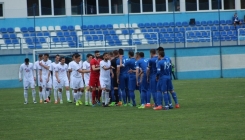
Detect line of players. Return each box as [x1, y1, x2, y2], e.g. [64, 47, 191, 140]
[19, 46, 179, 110]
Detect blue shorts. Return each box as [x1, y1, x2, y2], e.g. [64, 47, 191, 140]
[140, 75, 149, 91]
[149, 75, 157, 93]
[119, 74, 128, 89]
[128, 74, 136, 91]
[167, 79, 174, 91]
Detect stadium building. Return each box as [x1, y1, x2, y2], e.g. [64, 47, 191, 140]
[0, 0, 245, 88]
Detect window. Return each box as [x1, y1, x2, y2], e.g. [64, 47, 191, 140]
[0, 4, 3, 17]
[156, 0, 166, 12]
[85, 0, 97, 14]
[71, 0, 83, 15]
[99, 0, 109, 14]
[186, 0, 197, 11]
[129, 0, 140, 13]
[212, 0, 221, 9]
[111, 0, 123, 14]
[54, 0, 66, 15]
[27, 0, 40, 16]
[41, 0, 52, 15]
[242, 0, 245, 9]
[142, 0, 153, 12]
[168, 0, 180, 12]
[224, 0, 235, 10]
[199, 0, 209, 10]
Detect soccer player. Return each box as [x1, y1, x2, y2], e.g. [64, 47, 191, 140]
[147, 49, 158, 107]
[55, 57, 71, 104]
[109, 50, 119, 106]
[19, 58, 36, 104]
[117, 49, 129, 106]
[34, 54, 43, 103]
[68, 53, 77, 102]
[68, 53, 84, 106]
[39, 53, 52, 103]
[121, 51, 136, 106]
[136, 52, 149, 109]
[51, 55, 62, 103]
[100, 52, 114, 107]
[89, 50, 102, 106]
[82, 54, 93, 106]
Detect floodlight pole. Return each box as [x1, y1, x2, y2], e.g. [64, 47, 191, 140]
[81, 1, 84, 48]
[128, 0, 131, 45]
[218, 0, 223, 78]
[173, 0, 178, 79]
[33, 4, 36, 50]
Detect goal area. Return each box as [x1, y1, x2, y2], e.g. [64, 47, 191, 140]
[32, 46, 137, 63]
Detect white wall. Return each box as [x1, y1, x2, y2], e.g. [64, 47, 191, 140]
[0, 0, 27, 18]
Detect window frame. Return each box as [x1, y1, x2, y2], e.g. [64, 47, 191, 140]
[0, 3, 4, 18]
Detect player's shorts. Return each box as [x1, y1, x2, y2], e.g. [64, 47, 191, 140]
[140, 75, 149, 91]
[167, 79, 174, 91]
[23, 79, 35, 89]
[149, 75, 157, 93]
[100, 78, 111, 90]
[89, 76, 100, 88]
[41, 76, 52, 88]
[118, 74, 128, 89]
[57, 78, 69, 89]
[84, 77, 90, 87]
[72, 77, 84, 90]
[128, 74, 136, 91]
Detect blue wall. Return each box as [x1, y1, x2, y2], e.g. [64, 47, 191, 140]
[0, 10, 243, 28]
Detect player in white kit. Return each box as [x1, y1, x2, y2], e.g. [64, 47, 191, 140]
[82, 54, 93, 106]
[39, 53, 52, 103]
[50, 55, 60, 103]
[68, 53, 77, 102]
[55, 57, 71, 104]
[100, 52, 114, 107]
[34, 54, 43, 103]
[19, 58, 37, 104]
[68, 53, 84, 106]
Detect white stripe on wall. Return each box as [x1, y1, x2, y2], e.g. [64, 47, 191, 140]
[0, 64, 20, 80]
[222, 54, 245, 69]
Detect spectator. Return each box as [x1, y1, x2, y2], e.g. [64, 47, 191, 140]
[233, 13, 242, 28]
[172, 63, 176, 80]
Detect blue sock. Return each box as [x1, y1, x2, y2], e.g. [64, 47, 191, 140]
[146, 90, 151, 103]
[167, 93, 172, 106]
[129, 90, 136, 106]
[118, 90, 122, 101]
[110, 89, 115, 102]
[121, 89, 126, 104]
[163, 93, 169, 107]
[126, 89, 131, 103]
[141, 90, 147, 105]
[171, 92, 178, 104]
[152, 92, 157, 106]
[157, 91, 162, 106]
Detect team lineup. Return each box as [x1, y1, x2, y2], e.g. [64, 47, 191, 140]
[19, 47, 180, 110]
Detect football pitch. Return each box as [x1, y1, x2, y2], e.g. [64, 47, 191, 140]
[0, 78, 244, 140]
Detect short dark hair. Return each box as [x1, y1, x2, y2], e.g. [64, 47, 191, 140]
[86, 54, 93, 58]
[109, 52, 113, 56]
[25, 58, 29, 63]
[156, 47, 164, 52]
[74, 54, 80, 58]
[128, 51, 134, 57]
[55, 54, 60, 58]
[72, 53, 78, 57]
[113, 50, 118, 56]
[60, 56, 65, 61]
[44, 53, 49, 57]
[103, 52, 108, 57]
[38, 54, 43, 58]
[158, 51, 165, 57]
[150, 49, 156, 54]
[118, 49, 124, 55]
[94, 50, 100, 54]
[139, 52, 144, 58]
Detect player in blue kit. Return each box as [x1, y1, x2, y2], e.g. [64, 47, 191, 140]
[120, 51, 136, 106]
[147, 49, 158, 107]
[136, 52, 149, 109]
[117, 49, 129, 106]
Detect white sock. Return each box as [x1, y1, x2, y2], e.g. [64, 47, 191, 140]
[78, 91, 82, 100]
[89, 91, 92, 103]
[58, 91, 62, 101]
[49, 90, 51, 96]
[39, 91, 42, 101]
[24, 89, 28, 102]
[32, 89, 36, 101]
[102, 90, 105, 103]
[54, 89, 58, 101]
[42, 89, 46, 100]
[46, 89, 49, 100]
[74, 93, 78, 102]
[85, 91, 89, 102]
[72, 90, 75, 100]
[66, 90, 70, 101]
[105, 91, 109, 105]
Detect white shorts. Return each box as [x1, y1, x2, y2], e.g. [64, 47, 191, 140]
[100, 78, 111, 90]
[84, 77, 90, 87]
[41, 76, 52, 88]
[72, 77, 84, 90]
[57, 78, 69, 89]
[23, 79, 35, 89]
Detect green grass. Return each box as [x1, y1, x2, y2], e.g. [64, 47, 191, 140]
[0, 78, 245, 140]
